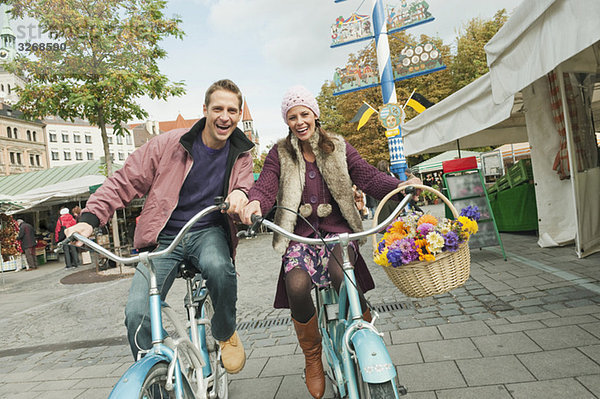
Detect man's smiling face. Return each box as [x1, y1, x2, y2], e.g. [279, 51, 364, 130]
[202, 89, 242, 149]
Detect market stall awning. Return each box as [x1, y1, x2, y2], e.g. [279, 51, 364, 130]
[402, 73, 527, 155]
[485, 0, 600, 104]
[411, 150, 481, 174]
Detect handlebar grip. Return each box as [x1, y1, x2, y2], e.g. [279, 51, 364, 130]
[250, 214, 262, 224]
[237, 214, 264, 238]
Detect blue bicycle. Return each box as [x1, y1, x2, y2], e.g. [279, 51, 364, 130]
[59, 200, 230, 399]
[241, 190, 415, 398]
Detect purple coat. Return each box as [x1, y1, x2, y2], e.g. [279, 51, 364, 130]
[249, 141, 403, 308]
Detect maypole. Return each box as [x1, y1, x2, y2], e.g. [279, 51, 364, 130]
[330, 0, 444, 180]
[371, 0, 406, 179]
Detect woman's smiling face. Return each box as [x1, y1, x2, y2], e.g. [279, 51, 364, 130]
[286, 105, 317, 142]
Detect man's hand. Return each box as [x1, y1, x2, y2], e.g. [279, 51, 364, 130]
[398, 177, 424, 201]
[240, 200, 261, 225]
[225, 189, 249, 216]
[64, 223, 94, 247]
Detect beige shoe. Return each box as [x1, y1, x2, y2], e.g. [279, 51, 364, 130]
[219, 331, 246, 374]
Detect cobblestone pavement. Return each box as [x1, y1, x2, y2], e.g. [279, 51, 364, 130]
[1, 205, 599, 398]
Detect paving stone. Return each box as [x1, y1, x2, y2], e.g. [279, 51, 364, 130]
[229, 375, 282, 399]
[228, 357, 268, 381]
[518, 348, 600, 379]
[260, 354, 304, 377]
[552, 305, 600, 317]
[397, 361, 466, 391]
[419, 338, 481, 362]
[576, 375, 600, 397]
[387, 343, 423, 365]
[438, 321, 493, 339]
[525, 325, 600, 350]
[456, 355, 535, 385]
[505, 377, 593, 399]
[250, 344, 296, 358]
[390, 326, 442, 344]
[579, 322, 600, 339]
[471, 332, 541, 356]
[436, 385, 512, 399]
[504, 311, 557, 323]
[446, 315, 473, 323]
[423, 318, 447, 326]
[578, 344, 600, 364]
[540, 315, 598, 327]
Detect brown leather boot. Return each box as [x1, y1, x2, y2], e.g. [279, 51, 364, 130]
[362, 308, 372, 323]
[293, 314, 325, 399]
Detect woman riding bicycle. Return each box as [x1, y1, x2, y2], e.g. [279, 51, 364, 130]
[241, 85, 420, 399]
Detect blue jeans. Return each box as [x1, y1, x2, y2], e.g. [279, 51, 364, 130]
[124, 226, 238, 359]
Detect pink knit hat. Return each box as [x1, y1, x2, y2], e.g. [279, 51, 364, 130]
[281, 85, 320, 122]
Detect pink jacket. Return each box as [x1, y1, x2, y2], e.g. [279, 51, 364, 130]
[81, 118, 255, 253]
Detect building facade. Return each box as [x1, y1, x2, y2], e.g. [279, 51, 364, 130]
[44, 116, 135, 167]
[0, 104, 48, 176]
[242, 99, 260, 159]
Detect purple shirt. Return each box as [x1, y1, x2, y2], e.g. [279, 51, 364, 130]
[162, 138, 229, 236]
[248, 141, 402, 239]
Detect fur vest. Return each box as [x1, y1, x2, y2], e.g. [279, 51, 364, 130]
[273, 129, 364, 254]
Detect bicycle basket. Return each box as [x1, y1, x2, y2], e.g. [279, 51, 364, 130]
[372, 184, 471, 298]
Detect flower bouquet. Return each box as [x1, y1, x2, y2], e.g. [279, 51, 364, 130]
[372, 184, 480, 298]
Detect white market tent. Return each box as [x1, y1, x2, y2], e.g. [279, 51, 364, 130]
[402, 0, 600, 257]
[412, 150, 481, 174]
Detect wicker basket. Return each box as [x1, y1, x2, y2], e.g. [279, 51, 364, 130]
[372, 184, 471, 298]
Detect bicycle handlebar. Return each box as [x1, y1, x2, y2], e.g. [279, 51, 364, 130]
[55, 197, 230, 265]
[238, 187, 416, 245]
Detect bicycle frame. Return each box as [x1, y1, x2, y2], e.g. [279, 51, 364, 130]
[246, 190, 414, 399]
[62, 202, 228, 399]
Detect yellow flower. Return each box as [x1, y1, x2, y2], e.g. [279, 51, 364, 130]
[374, 247, 391, 267]
[422, 253, 436, 262]
[458, 216, 478, 235]
[418, 214, 438, 226]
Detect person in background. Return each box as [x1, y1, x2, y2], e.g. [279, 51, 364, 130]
[55, 208, 79, 269]
[240, 85, 420, 399]
[17, 219, 37, 271]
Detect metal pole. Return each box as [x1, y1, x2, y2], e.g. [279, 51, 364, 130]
[372, 0, 407, 180]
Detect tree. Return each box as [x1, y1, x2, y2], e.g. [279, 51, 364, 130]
[4, 0, 185, 253]
[451, 9, 509, 91]
[4, 0, 185, 176]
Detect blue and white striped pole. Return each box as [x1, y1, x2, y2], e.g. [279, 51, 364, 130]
[372, 0, 407, 180]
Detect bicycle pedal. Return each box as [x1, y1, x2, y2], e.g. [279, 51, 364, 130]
[398, 385, 408, 396]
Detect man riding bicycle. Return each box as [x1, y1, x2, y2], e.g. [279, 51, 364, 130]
[66, 79, 254, 375]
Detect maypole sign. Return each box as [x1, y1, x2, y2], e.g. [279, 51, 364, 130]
[330, 0, 445, 178]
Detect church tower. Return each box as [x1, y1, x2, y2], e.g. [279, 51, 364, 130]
[242, 98, 260, 158]
[0, 7, 16, 63]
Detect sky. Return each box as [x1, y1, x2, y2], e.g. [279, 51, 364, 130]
[10, 0, 523, 151]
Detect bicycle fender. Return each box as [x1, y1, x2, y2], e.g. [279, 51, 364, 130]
[351, 329, 397, 383]
[108, 354, 167, 398]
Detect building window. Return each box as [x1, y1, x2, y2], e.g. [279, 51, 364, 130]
[74, 134, 81, 143]
[29, 154, 34, 166]
[107, 136, 113, 144]
[49, 132, 57, 142]
[118, 152, 125, 161]
[6, 127, 11, 138]
[1, 84, 3, 91]
[110, 153, 114, 161]
[116, 135, 123, 145]
[87, 152, 94, 160]
[126, 135, 132, 145]
[75, 151, 83, 160]
[27, 130, 31, 140]
[12, 127, 17, 139]
[7, 84, 10, 94]
[16, 153, 22, 164]
[85, 134, 92, 144]
[51, 151, 59, 160]
[32, 131, 37, 141]
[62, 133, 69, 143]
[35, 155, 40, 166]
[63, 151, 71, 160]
[9, 152, 15, 164]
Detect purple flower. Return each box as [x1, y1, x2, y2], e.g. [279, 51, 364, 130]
[460, 205, 481, 221]
[417, 223, 435, 237]
[443, 231, 459, 252]
[387, 246, 404, 268]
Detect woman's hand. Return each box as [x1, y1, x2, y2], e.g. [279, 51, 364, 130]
[240, 200, 262, 225]
[398, 177, 423, 200]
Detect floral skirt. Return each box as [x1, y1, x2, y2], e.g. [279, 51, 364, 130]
[282, 233, 359, 289]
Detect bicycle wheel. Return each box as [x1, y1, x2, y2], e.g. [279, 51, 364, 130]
[203, 297, 229, 399]
[367, 381, 396, 399]
[139, 362, 194, 399]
